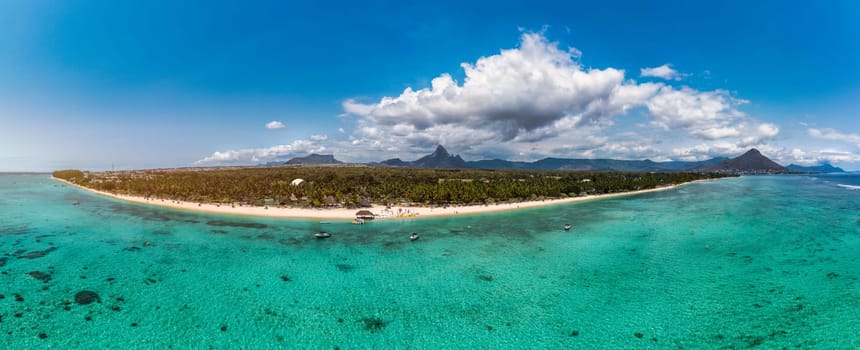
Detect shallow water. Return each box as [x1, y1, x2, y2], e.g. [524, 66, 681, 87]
[1, 174, 858, 348]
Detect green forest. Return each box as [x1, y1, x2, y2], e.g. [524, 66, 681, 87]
[53, 166, 733, 208]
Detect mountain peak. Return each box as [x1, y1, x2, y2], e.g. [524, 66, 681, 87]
[431, 145, 450, 158]
[379, 145, 467, 168]
[702, 148, 788, 174]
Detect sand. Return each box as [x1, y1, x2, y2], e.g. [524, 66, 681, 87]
[54, 177, 709, 221]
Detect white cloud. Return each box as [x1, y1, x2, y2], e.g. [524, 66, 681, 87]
[196, 32, 806, 166]
[265, 121, 286, 129]
[787, 148, 860, 166]
[195, 137, 327, 165]
[344, 32, 626, 144]
[640, 64, 682, 80]
[341, 32, 776, 162]
[808, 128, 860, 146]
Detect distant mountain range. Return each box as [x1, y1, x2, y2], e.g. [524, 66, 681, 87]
[379, 145, 468, 168]
[283, 154, 342, 166]
[785, 163, 844, 173]
[274, 145, 843, 173]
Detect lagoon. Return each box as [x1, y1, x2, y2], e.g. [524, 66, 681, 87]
[1, 174, 858, 348]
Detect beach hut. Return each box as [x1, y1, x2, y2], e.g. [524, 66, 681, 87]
[358, 197, 372, 208]
[324, 195, 339, 207]
[355, 210, 375, 220]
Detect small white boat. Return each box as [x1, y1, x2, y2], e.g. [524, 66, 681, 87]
[564, 224, 572, 231]
[315, 232, 332, 239]
[410, 233, 420, 241]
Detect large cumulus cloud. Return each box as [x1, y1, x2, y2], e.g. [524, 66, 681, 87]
[342, 32, 778, 160]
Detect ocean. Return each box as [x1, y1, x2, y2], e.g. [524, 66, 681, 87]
[1, 174, 858, 348]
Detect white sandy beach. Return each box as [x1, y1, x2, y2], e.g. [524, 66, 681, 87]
[55, 177, 709, 221]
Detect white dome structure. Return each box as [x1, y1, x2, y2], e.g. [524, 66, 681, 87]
[290, 178, 305, 186]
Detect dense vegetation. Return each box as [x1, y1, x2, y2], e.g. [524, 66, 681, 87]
[53, 166, 733, 208]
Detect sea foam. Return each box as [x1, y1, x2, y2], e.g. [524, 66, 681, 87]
[837, 184, 860, 190]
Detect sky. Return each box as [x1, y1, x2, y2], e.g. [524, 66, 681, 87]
[1, 0, 859, 171]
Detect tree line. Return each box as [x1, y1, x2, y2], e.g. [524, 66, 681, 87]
[52, 166, 734, 208]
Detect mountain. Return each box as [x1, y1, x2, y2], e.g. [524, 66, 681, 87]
[279, 146, 797, 174]
[700, 149, 788, 173]
[786, 163, 845, 173]
[465, 157, 727, 172]
[284, 154, 343, 166]
[377, 145, 731, 172]
[379, 145, 468, 168]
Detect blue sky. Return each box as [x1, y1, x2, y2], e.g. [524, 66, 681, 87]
[1, 0, 859, 171]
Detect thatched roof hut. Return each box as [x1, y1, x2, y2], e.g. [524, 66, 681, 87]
[355, 210, 375, 220]
[358, 197, 372, 208]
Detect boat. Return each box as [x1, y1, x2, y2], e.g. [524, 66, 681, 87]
[564, 224, 571, 231]
[352, 218, 365, 225]
[315, 232, 332, 239]
[409, 233, 420, 241]
[71, 201, 80, 206]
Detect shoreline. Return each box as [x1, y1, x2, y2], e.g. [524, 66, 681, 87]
[54, 177, 713, 221]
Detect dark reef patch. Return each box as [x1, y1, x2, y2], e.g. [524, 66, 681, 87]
[123, 246, 141, 252]
[0, 224, 29, 235]
[0, 257, 6, 267]
[478, 275, 494, 282]
[634, 332, 644, 339]
[206, 220, 268, 229]
[152, 230, 171, 236]
[74, 290, 101, 305]
[740, 335, 765, 347]
[257, 234, 275, 241]
[335, 264, 355, 272]
[109, 204, 172, 222]
[210, 230, 229, 235]
[359, 317, 388, 333]
[15, 247, 58, 259]
[280, 275, 292, 282]
[278, 237, 302, 246]
[570, 329, 580, 337]
[13, 293, 24, 302]
[27, 271, 52, 283]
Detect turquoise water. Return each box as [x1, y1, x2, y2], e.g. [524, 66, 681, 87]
[1, 174, 859, 349]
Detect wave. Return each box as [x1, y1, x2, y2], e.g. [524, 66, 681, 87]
[837, 184, 860, 190]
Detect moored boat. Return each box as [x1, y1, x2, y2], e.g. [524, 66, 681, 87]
[564, 224, 571, 231]
[410, 233, 420, 241]
[315, 231, 332, 239]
